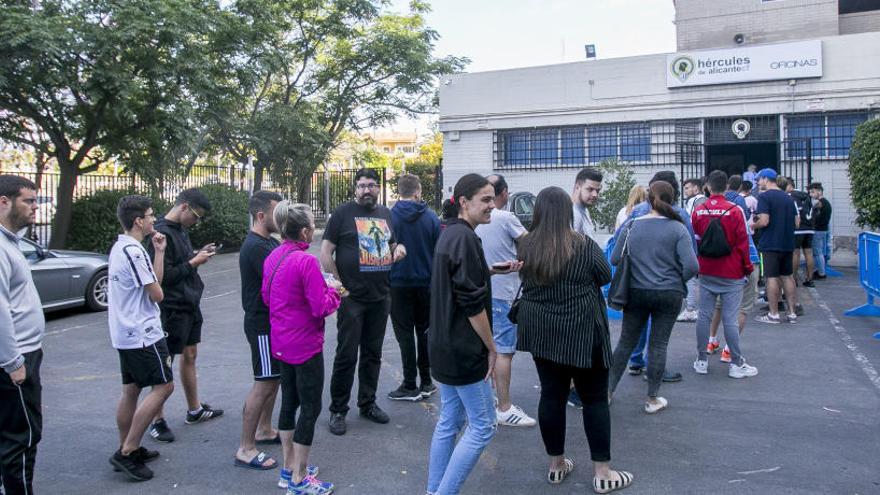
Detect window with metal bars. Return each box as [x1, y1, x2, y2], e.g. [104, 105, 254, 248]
[494, 123, 651, 170]
[785, 112, 872, 159]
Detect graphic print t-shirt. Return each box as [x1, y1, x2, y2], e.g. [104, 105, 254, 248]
[324, 201, 396, 302]
[108, 235, 163, 349]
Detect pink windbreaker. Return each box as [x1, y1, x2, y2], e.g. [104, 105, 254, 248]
[262, 240, 341, 365]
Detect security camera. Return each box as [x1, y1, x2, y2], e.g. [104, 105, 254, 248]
[734, 33, 745, 44]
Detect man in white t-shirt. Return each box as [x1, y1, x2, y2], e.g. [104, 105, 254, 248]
[572, 167, 602, 240]
[108, 195, 174, 482]
[475, 174, 535, 428]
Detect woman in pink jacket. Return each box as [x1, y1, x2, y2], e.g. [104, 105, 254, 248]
[262, 201, 343, 495]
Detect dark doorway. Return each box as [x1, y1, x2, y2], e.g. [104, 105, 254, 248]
[706, 142, 777, 178]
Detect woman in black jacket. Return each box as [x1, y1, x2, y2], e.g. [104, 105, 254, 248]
[426, 174, 520, 495]
[517, 186, 633, 494]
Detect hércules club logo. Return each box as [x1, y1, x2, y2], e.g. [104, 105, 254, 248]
[670, 55, 695, 82]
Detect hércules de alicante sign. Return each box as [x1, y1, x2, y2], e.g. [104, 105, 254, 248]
[667, 40, 822, 88]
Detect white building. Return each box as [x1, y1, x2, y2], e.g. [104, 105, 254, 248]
[438, 0, 880, 252]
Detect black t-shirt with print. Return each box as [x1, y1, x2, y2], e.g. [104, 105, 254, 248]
[324, 201, 396, 302]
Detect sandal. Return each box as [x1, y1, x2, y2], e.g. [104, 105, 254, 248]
[233, 451, 277, 470]
[644, 397, 668, 414]
[593, 470, 634, 494]
[547, 458, 574, 484]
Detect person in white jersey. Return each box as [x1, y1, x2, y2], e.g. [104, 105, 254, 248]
[107, 195, 174, 482]
[474, 174, 535, 427]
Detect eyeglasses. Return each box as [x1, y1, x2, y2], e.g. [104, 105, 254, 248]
[356, 183, 380, 191]
[191, 208, 203, 222]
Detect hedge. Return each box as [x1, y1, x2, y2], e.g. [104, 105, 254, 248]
[849, 119, 880, 230]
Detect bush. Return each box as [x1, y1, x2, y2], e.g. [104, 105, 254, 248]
[388, 162, 441, 211]
[587, 159, 636, 233]
[849, 119, 880, 230]
[188, 184, 250, 251]
[67, 190, 171, 253]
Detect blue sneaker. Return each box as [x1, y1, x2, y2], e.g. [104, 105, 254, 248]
[287, 475, 334, 495]
[279, 467, 320, 489]
[566, 389, 583, 409]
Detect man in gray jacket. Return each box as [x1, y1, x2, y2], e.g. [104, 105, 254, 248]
[0, 175, 45, 495]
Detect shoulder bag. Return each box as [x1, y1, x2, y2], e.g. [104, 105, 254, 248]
[607, 222, 634, 311]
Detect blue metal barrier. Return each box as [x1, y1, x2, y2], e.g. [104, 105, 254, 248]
[844, 233, 880, 325]
[603, 238, 622, 320]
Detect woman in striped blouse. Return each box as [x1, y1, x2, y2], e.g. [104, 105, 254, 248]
[516, 186, 633, 494]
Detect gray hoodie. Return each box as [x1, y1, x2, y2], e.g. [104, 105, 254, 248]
[0, 225, 45, 373]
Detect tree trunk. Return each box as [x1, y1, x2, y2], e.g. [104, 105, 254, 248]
[297, 173, 312, 206]
[49, 161, 77, 249]
[253, 163, 264, 191]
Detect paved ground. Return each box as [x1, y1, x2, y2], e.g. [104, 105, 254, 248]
[33, 245, 880, 495]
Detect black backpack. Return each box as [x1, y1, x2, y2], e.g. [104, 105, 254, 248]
[698, 205, 737, 258]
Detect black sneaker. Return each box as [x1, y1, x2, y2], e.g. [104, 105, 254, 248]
[112, 446, 160, 472]
[803, 279, 815, 288]
[360, 403, 390, 424]
[328, 412, 347, 436]
[185, 403, 224, 424]
[795, 304, 805, 317]
[149, 419, 175, 443]
[419, 382, 438, 398]
[813, 271, 827, 280]
[110, 449, 153, 481]
[644, 371, 683, 382]
[627, 365, 644, 375]
[388, 385, 422, 401]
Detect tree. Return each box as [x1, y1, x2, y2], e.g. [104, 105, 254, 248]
[848, 119, 880, 230]
[587, 159, 636, 233]
[216, 0, 466, 199]
[0, 0, 233, 247]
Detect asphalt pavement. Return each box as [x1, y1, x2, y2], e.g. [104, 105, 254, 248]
[34, 247, 880, 494]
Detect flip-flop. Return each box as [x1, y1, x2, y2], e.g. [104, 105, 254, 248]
[255, 434, 281, 445]
[233, 451, 277, 470]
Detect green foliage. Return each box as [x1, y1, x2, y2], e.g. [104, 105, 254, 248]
[848, 119, 880, 230]
[388, 162, 441, 211]
[67, 190, 171, 254]
[587, 159, 636, 233]
[188, 184, 251, 251]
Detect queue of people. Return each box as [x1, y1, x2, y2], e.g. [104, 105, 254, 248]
[0, 161, 835, 495]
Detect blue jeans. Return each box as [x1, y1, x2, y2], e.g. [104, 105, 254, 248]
[427, 380, 496, 495]
[490, 298, 517, 354]
[812, 231, 830, 276]
[627, 319, 651, 368]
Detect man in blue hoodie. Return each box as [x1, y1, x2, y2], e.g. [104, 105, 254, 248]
[387, 174, 441, 401]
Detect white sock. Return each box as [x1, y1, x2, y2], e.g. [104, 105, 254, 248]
[188, 406, 203, 415]
[709, 336, 718, 344]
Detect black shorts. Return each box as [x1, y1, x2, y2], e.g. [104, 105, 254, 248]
[245, 314, 280, 381]
[761, 251, 794, 278]
[119, 339, 174, 388]
[162, 307, 203, 355]
[795, 234, 813, 250]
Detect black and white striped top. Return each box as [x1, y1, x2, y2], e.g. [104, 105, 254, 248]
[515, 236, 613, 369]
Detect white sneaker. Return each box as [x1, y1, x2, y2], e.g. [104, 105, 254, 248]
[677, 309, 698, 322]
[496, 404, 536, 427]
[693, 359, 708, 375]
[728, 362, 759, 379]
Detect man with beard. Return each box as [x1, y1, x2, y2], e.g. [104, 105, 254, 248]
[0, 175, 44, 495]
[321, 168, 406, 435]
[235, 191, 285, 474]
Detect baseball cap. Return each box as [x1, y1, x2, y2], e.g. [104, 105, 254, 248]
[756, 168, 778, 181]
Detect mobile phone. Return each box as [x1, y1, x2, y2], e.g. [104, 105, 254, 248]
[492, 261, 512, 270]
[214, 243, 223, 252]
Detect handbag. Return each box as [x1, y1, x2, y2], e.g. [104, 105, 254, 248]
[506, 283, 523, 324]
[607, 222, 634, 311]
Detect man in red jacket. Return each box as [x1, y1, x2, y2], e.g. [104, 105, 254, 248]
[691, 170, 758, 379]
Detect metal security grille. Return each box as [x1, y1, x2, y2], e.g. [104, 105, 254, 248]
[492, 119, 703, 171]
[705, 115, 779, 144]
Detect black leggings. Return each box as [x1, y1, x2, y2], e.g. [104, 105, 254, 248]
[278, 352, 324, 446]
[533, 349, 611, 462]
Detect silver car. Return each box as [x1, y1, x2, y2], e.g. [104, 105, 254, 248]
[18, 237, 109, 312]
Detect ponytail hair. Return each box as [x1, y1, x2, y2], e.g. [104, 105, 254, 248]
[648, 182, 682, 224]
[273, 200, 314, 241]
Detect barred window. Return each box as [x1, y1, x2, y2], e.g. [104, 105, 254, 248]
[785, 112, 870, 159]
[495, 123, 650, 170]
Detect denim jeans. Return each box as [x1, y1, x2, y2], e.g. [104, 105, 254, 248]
[610, 289, 682, 398]
[627, 320, 650, 369]
[812, 231, 830, 276]
[426, 380, 496, 495]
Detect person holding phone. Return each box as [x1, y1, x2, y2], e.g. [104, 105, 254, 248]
[146, 188, 223, 444]
[426, 174, 521, 495]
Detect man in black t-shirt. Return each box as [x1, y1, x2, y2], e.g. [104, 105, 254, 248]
[235, 190, 282, 470]
[320, 168, 406, 436]
[809, 182, 833, 280]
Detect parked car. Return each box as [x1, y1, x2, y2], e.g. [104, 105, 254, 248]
[17, 237, 109, 312]
[505, 191, 536, 230]
[36, 195, 55, 225]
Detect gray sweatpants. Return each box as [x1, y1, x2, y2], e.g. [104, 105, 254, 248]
[685, 277, 699, 312]
[696, 275, 745, 366]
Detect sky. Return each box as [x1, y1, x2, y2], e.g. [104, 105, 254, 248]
[385, 0, 677, 133]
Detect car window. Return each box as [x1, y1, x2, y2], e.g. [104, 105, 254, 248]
[18, 240, 40, 261]
[515, 196, 535, 215]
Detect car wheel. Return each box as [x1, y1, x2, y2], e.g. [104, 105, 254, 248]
[85, 270, 109, 311]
